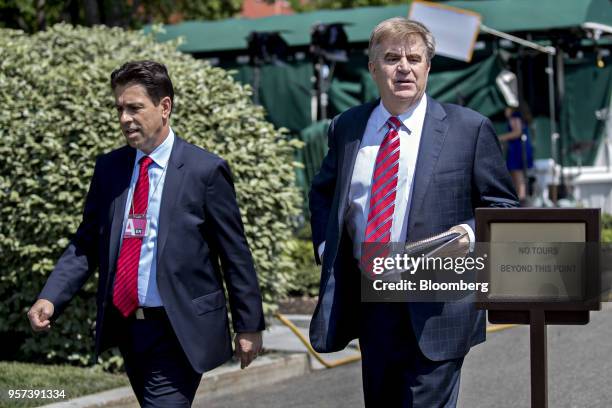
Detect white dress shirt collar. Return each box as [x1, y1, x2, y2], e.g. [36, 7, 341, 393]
[134, 127, 175, 168]
[374, 95, 428, 135]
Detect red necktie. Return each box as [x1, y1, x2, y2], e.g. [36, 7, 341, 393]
[113, 156, 153, 317]
[364, 116, 401, 243]
[361, 117, 402, 275]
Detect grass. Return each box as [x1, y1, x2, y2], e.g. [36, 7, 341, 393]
[0, 361, 129, 408]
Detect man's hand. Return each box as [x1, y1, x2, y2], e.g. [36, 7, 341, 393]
[434, 225, 471, 259]
[27, 299, 55, 332]
[234, 331, 262, 369]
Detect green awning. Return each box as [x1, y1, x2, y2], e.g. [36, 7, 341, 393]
[440, 0, 612, 33]
[146, 0, 612, 54]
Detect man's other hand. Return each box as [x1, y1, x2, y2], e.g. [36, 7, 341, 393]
[435, 225, 470, 259]
[27, 299, 54, 332]
[234, 331, 263, 369]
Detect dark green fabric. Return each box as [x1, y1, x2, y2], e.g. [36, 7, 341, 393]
[560, 56, 612, 166]
[328, 54, 506, 119]
[293, 54, 507, 204]
[295, 119, 331, 211]
[232, 62, 313, 133]
[326, 52, 374, 117]
[146, 0, 612, 54]
[301, 120, 330, 184]
[226, 52, 609, 172]
[428, 54, 507, 117]
[531, 116, 552, 160]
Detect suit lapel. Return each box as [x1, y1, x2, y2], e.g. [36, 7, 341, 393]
[157, 136, 186, 264]
[108, 147, 136, 273]
[337, 100, 379, 230]
[407, 97, 449, 235]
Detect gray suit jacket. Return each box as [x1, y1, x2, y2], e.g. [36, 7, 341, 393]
[309, 96, 518, 360]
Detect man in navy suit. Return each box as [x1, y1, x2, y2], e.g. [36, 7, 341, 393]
[27, 60, 264, 407]
[309, 18, 518, 407]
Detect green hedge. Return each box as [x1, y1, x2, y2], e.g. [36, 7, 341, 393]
[285, 225, 321, 297]
[0, 24, 302, 366]
[602, 213, 612, 243]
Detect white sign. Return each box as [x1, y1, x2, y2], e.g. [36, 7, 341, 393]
[409, 1, 481, 62]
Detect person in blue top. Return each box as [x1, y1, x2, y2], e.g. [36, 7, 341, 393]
[499, 106, 534, 203]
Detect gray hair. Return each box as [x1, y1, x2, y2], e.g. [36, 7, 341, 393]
[368, 17, 436, 63]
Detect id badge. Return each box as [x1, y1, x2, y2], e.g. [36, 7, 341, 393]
[123, 214, 149, 239]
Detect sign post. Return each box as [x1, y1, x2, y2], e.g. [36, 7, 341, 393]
[476, 208, 601, 408]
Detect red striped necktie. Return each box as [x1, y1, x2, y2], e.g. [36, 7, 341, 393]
[364, 116, 402, 243]
[113, 156, 153, 317]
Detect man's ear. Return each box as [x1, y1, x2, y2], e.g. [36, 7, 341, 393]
[368, 61, 376, 79]
[160, 96, 172, 119]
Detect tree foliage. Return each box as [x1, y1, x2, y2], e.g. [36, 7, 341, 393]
[0, 24, 302, 366]
[289, 0, 401, 12]
[0, 0, 242, 33]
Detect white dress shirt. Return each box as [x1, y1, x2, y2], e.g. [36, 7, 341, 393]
[120, 128, 175, 307]
[318, 95, 474, 261]
[346, 96, 427, 259]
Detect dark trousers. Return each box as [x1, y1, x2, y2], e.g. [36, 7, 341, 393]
[359, 303, 464, 408]
[117, 309, 202, 408]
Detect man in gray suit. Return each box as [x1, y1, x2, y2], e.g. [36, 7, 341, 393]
[309, 18, 518, 407]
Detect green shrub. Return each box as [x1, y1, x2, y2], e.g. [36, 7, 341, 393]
[601, 214, 612, 242]
[0, 24, 302, 366]
[285, 225, 321, 297]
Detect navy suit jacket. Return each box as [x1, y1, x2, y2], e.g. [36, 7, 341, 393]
[309, 97, 518, 361]
[39, 135, 265, 373]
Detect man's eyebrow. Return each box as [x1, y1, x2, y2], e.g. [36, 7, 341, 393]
[384, 50, 401, 57]
[115, 102, 143, 109]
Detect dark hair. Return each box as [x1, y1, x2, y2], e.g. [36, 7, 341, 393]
[110, 60, 174, 111]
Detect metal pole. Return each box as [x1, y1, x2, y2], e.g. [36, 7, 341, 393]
[252, 64, 261, 105]
[317, 56, 328, 120]
[480, 25, 555, 55]
[530, 309, 548, 408]
[547, 54, 558, 162]
[555, 50, 567, 199]
[546, 53, 560, 201]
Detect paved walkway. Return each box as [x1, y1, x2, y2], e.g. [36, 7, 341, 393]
[200, 305, 612, 408]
